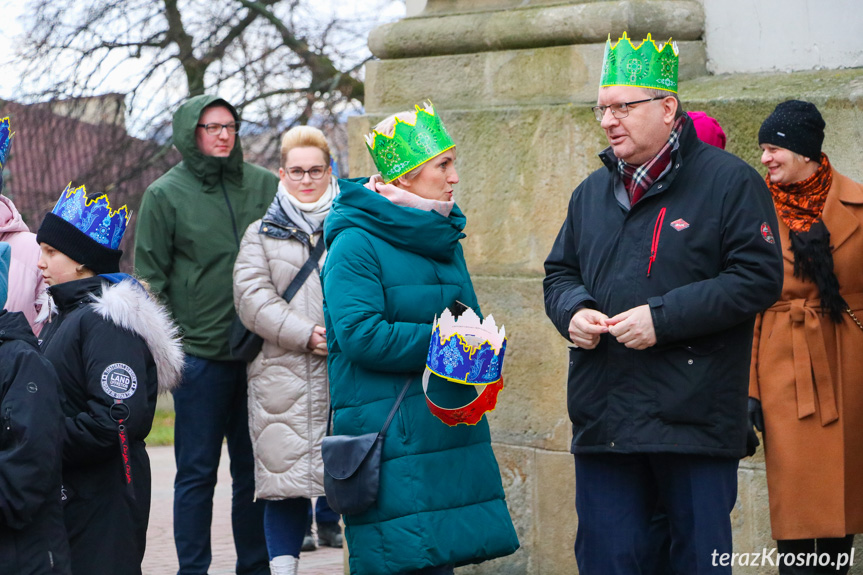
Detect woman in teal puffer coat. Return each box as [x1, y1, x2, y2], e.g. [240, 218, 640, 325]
[321, 103, 519, 575]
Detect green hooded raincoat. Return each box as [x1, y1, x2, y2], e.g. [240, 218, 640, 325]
[135, 95, 278, 359]
[322, 178, 519, 575]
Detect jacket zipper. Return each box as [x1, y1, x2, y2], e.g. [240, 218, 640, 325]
[220, 176, 241, 248]
[3, 407, 11, 433]
[647, 207, 667, 277]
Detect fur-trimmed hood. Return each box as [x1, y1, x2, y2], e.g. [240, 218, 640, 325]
[89, 279, 184, 393]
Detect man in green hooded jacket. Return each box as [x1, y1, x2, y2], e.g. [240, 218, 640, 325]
[135, 95, 278, 575]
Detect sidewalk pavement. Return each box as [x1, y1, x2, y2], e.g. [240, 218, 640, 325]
[144, 444, 344, 575]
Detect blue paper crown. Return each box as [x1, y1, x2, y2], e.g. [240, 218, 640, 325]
[0, 117, 12, 169]
[426, 326, 507, 385]
[51, 184, 130, 250]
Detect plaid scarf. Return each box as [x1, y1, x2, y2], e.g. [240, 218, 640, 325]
[618, 116, 686, 206]
[767, 153, 832, 233]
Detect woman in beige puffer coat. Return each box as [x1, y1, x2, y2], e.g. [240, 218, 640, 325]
[233, 126, 339, 575]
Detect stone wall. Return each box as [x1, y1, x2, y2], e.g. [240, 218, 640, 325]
[350, 1, 863, 572]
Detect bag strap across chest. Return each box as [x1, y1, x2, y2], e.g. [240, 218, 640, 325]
[281, 238, 326, 303]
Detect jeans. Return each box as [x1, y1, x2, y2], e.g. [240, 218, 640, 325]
[308, 496, 340, 529]
[172, 355, 268, 575]
[264, 498, 310, 559]
[574, 452, 739, 575]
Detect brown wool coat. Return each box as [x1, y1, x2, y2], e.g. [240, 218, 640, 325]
[750, 169, 863, 540]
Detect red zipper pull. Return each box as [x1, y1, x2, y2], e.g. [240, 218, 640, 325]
[648, 207, 667, 277]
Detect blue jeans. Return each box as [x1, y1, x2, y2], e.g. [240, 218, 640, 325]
[172, 356, 268, 575]
[264, 498, 310, 559]
[574, 452, 738, 575]
[309, 496, 340, 528]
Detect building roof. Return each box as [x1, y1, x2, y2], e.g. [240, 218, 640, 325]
[0, 99, 180, 270]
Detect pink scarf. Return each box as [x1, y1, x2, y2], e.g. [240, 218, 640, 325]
[365, 175, 454, 217]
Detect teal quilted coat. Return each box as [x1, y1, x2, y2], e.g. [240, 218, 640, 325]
[321, 178, 519, 575]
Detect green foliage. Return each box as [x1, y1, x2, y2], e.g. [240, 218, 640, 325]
[146, 407, 175, 446]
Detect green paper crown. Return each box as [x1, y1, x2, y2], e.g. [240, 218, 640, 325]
[600, 32, 679, 93]
[365, 101, 456, 183]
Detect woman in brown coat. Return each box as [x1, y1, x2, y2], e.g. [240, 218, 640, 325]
[750, 100, 863, 574]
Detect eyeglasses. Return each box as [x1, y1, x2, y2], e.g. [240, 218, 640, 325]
[196, 122, 240, 135]
[285, 166, 327, 181]
[591, 97, 665, 122]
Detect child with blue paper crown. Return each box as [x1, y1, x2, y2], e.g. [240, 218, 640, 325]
[35, 185, 184, 575]
[0, 241, 72, 574]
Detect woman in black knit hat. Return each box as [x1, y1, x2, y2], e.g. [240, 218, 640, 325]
[36, 184, 184, 575]
[750, 100, 863, 574]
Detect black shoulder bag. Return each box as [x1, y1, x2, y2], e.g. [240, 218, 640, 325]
[322, 377, 413, 515]
[229, 238, 326, 362]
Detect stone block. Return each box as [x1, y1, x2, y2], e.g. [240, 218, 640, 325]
[532, 449, 578, 574]
[457, 445, 576, 574]
[364, 41, 706, 113]
[474, 277, 572, 451]
[422, 0, 606, 16]
[370, 1, 704, 59]
[680, 68, 863, 181]
[732, 462, 774, 574]
[346, 115, 376, 178]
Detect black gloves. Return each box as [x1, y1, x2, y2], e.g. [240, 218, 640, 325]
[745, 397, 764, 457]
[748, 397, 764, 432]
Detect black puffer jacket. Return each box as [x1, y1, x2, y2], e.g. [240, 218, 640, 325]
[39, 276, 183, 575]
[544, 119, 784, 458]
[0, 310, 71, 575]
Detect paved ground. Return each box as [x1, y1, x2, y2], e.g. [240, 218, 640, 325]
[144, 445, 344, 575]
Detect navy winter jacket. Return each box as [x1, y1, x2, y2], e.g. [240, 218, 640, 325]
[0, 310, 71, 575]
[544, 120, 784, 458]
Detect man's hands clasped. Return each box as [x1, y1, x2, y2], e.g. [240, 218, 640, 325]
[568, 304, 657, 350]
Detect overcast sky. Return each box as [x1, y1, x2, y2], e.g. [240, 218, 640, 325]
[0, 0, 25, 98]
[0, 0, 406, 101]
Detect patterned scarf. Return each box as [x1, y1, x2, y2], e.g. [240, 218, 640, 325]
[766, 154, 846, 323]
[767, 153, 832, 232]
[617, 115, 686, 206]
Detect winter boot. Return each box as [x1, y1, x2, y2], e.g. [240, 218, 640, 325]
[269, 555, 298, 575]
[317, 521, 344, 548]
[301, 525, 316, 552]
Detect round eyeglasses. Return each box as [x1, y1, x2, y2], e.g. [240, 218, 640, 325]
[591, 97, 665, 122]
[196, 122, 241, 135]
[285, 166, 327, 181]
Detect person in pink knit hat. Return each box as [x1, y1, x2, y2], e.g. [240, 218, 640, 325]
[688, 111, 727, 150]
[0, 117, 48, 334]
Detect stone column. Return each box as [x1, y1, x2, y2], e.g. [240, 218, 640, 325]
[349, 2, 705, 573]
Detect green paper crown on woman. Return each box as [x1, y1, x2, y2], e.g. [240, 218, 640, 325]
[365, 101, 456, 183]
[600, 32, 679, 93]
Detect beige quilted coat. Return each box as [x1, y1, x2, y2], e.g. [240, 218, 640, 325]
[233, 216, 328, 500]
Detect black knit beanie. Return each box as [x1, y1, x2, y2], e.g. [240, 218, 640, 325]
[36, 212, 123, 274]
[758, 100, 825, 160]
